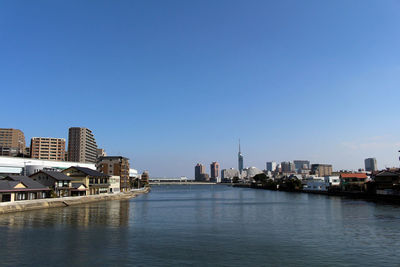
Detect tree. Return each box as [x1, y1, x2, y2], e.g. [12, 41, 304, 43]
[253, 173, 268, 185]
[232, 176, 239, 183]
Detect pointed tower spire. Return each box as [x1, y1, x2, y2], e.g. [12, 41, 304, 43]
[238, 139, 244, 173]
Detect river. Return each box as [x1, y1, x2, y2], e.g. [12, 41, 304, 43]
[0, 185, 399, 266]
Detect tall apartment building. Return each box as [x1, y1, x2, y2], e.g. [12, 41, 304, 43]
[97, 156, 130, 192]
[67, 127, 98, 163]
[195, 163, 205, 181]
[0, 128, 26, 156]
[364, 158, 377, 172]
[30, 137, 66, 161]
[311, 164, 333, 176]
[210, 162, 220, 180]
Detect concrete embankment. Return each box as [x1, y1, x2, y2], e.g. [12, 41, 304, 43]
[0, 187, 150, 215]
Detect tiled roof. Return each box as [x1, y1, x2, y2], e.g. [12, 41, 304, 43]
[0, 180, 21, 191]
[32, 170, 72, 181]
[340, 173, 367, 179]
[71, 183, 87, 189]
[4, 176, 50, 190]
[70, 166, 109, 177]
[375, 170, 400, 177]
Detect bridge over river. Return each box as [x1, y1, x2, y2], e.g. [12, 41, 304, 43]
[149, 177, 216, 185]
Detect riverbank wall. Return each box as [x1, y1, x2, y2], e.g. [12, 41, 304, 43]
[233, 184, 400, 204]
[0, 187, 150, 215]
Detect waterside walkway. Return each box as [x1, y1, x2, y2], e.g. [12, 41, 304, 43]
[0, 187, 150, 215]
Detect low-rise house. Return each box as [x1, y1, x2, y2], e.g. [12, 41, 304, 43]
[340, 173, 368, 192]
[62, 166, 109, 195]
[30, 170, 72, 197]
[374, 169, 400, 195]
[71, 183, 88, 196]
[0, 176, 50, 202]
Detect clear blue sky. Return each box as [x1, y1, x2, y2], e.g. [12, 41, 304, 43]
[1, 0, 400, 177]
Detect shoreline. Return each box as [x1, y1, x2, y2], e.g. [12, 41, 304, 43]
[233, 184, 400, 204]
[0, 187, 150, 215]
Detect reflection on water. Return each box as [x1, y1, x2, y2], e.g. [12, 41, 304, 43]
[1, 185, 400, 266]
[0, 199, 130, 228]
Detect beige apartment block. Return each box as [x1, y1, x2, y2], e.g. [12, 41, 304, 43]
[67, 127, 98, 163]
[30, 137, 66, 161]
[0, 128, 26, 156]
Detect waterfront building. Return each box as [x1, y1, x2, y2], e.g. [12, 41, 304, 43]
[108, 175, 121, 193]
[266, 161, 277, 172]
[294, 160, 310, 172]
[210, 162, 220, 182]
[0, 128, 26, 157]
[238, 140, 244, 173]
[30, 137, 66, 161]
[141, 171, 149, 185]
[0, 176, 50, 202]
[97, 156, 130, 192]
[281, 161, 296, 173]
[67, 127, 98, 163]
[129, 168, 140, 188]
[311, 164, 333, 176]
[364, 158, 377, 172]
[373, 169, 400, 195]
[324, 176, 340, 187]
[221, 168, 239, 182]
[340, 173, 367, 192]
[303, 177, 327, 191]
[195, 163, 205, 181]
[62, 166, 110, 195]
[70, 183, 88, 196]
[30, 170, 72, 197]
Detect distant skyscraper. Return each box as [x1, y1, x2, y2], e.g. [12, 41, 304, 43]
[195, 163, 205, 181]
[281, 161, 295, 173]
[238, 140, 244, 173]
[294, 160, 310, 172]
[210, 162, 220, 179]
[364, 158, 377, 172]
[266, 161, 277, 172]
[67, 127, 98, 163]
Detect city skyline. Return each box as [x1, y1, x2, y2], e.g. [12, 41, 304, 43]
[2, 1, 400, 177]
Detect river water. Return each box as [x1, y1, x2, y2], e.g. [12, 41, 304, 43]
[0, 185, 399, 266]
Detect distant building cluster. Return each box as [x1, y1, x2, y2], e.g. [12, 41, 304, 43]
[193, 139, 387, 190]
